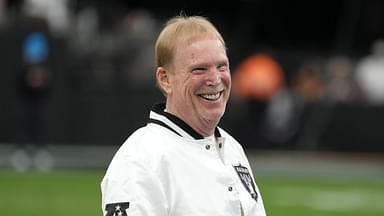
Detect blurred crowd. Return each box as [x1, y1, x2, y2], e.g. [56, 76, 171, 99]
[230, 44, 384, 150]
[0, 0, 162, 171]
[1, 0, 384, 171]
[2, 0, 384, 104]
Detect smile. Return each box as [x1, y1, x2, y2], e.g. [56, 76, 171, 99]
[198, 91, 224, 101]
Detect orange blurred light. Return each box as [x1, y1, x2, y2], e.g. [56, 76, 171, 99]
[234, 54, 284, 101]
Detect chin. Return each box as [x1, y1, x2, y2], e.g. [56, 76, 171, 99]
[204, 110, 225, 122]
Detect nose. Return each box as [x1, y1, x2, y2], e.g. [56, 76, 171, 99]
[206, 68, 221, 86]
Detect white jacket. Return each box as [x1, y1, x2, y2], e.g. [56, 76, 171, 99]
[101, 103, 266, 216]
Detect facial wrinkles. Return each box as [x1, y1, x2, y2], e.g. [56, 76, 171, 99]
[197, 67, 228, 97]
[190, 41, 228, 92]
[168, 38, 230, 135]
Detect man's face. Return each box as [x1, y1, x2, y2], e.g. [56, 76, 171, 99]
[166, 37, 231, 129]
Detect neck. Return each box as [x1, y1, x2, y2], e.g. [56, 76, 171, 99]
[165, 107, 218, 138]
[192, 118, 218, 137]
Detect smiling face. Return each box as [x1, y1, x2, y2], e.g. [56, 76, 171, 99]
[157, 37, 231, 136]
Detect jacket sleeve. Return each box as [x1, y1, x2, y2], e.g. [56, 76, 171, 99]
[101, 154, 168, 216]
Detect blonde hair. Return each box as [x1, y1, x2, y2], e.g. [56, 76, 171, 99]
[155, 15, 226, 69]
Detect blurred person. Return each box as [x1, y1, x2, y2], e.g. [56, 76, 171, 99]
[263, 87, 302, 147]
[355, 39, 384, 105]
[70, 5, 99, 55]
[114, 9, 159, 88]
[292, 61, 324, 102]
[232, 53, 285, 148]
[262, 59, 327, 149]
[11, 30, 54, 172]
[22, 0, 71, 37]
[325, 55, 363, 103]
[291, 60, 332, 150]
[101, 15, 266, 216]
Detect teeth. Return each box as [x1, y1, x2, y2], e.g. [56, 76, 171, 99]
[201, 92, 221, 100]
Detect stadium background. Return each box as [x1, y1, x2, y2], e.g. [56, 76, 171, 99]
[0, 0, 383, 215]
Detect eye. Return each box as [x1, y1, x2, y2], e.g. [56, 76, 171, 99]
[192, 67, 207, 73]
[217, 64, 228, 72]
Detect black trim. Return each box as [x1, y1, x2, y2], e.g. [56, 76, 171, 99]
[214, 128, 221, 137]
[163, 112, 204, 139]
[151, 103, 222, 139]
[148, 118, 182, 137]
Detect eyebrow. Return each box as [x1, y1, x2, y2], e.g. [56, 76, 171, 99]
[190, 59, 228, 68]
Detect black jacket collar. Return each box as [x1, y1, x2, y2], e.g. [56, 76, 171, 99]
[148, 103, 221, 139]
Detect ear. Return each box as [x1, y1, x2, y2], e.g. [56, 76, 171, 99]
[156, 67, 172, 95]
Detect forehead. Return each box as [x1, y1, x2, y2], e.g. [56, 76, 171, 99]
[173, 37, 228, 65]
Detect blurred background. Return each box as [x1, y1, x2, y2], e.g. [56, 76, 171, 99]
[0, 0, 383, 215]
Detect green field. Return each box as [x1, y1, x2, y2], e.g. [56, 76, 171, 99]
[0, 170, 103, 216]
[259, 175, 384, 216]
[0, 170, 383, 216]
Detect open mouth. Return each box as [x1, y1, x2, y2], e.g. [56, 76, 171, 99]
[198, 90, 224, 101]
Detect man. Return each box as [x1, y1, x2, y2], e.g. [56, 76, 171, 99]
[101, 15, 266, 216]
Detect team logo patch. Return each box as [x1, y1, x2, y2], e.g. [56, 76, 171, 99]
[233, 164, 258, 202]
[105, 202, 130, 216]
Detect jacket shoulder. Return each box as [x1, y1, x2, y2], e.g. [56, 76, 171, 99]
[113, 124, 175, 165]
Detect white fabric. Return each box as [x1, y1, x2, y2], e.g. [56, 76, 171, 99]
[101, 109, 266, 216]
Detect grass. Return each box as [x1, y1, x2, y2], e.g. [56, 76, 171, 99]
[0, 170, 383, 216]
[258, 175, 384, 216]
[0, 170, 104, 216]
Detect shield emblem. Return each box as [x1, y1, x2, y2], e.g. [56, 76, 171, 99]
[233, 164, 258, 202]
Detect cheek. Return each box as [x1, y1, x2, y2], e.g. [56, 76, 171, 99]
[222, 72, 232, 88]
[188, 76, 205, 92]
[171, 74, 188, 92]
